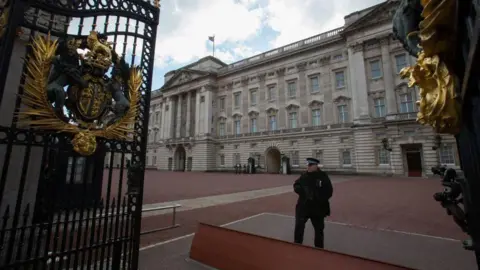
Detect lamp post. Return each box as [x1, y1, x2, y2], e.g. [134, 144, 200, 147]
[381, 138, 392, 152]
[432, 135, 442, 150]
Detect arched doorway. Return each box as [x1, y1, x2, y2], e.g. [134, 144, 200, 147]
[265, 147, 281, 173]
[174, 145, 186, 171]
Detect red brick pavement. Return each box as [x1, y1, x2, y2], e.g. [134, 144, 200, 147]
[139, 176, 466, 248]
[103, 170, 370, 204]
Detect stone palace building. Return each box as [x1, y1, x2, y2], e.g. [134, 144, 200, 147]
[143, 0, 460, 176]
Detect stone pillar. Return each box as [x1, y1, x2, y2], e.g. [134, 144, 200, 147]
[380, 36, 398, 117]
[348, 43, 370, 123]
[159, 103, 163, 139]
[166, 97, 174, 139]
[204, 87, 212, 135]
[195, 89, 201, 135]
[176, 95, 182, 138]
[186, 91, 191, 137]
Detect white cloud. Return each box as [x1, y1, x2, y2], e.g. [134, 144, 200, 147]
[155, 0, 266, 67]
[262, 0, 385, 48]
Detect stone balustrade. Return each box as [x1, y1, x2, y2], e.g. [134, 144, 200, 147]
[218, 27, 344, 73]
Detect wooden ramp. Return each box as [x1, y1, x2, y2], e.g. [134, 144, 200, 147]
[190, 223, 413, 270]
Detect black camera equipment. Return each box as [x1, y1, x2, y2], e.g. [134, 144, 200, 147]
[431, 166, 473, 250]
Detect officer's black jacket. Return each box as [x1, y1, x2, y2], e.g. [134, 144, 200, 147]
[293, 169, 333, 217]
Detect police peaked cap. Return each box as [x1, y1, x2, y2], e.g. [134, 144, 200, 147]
[306, 158, 320, 165]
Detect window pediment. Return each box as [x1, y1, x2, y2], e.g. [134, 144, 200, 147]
[308, 99, 324, 107]
[265, 105, 278, 113]
[232, 112, 243, 118]
[333, 95, 351, 104]
[285, 100, 300, 110]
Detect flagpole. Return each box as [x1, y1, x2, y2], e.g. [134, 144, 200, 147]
[213, 40, 215, 57]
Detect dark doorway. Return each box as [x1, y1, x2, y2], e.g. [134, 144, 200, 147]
[174, 145, 186, 171]
[404, 146, 423, 177]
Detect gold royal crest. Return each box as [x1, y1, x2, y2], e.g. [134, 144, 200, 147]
[18, 32, 142, 156]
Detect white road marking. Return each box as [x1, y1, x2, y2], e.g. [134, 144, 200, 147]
[139, 212, 267, 251]
[264, 212, 461, 242]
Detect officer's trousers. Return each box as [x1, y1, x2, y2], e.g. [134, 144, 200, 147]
[294, 214, 325, 248]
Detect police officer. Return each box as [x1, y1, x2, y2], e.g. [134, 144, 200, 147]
[293, 157, 333, 248]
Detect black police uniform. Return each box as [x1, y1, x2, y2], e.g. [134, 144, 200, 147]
[293, 158, 333, 248]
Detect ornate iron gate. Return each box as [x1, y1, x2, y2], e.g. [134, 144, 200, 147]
[0, 0, 158, 269]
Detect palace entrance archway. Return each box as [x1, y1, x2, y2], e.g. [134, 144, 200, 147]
[266, 147, 281, 173]
[174, 145, 186, 171]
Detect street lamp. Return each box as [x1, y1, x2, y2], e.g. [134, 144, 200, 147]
[382, 138, 392, 152]
[432, 135, 442, 150]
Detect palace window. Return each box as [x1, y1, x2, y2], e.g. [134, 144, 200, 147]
[370, 60, 382, 79]
[310, 76, 320, 93]
[315, 150, 323, 164]
[269, 115, 277, 131]
[288, 81, 297, 98]
[439, 144, 456, 165]
[155, 112, 160, 124]
[341, 150, 352, 165]
[289, 112, 298, 128]
[335, 71, 345, 89]
[250, 118, 257, 133]
[153, 156, 157, 165]
[400, 92, 415, 113]
[234, 116, 241, 135]
[220, 155, 225, 166]
[378, 148, 390, 165]
[219, 97, 225, 111]
[312, 109, 321, 126]
[290, 151, 299, 166]
[374, 98, 386, 117]
[234, 92, 241, 108]
[395, 54, 408, 73]
[218, 122, 226, 136]
[250, 90, 257, 106]
[154, 131, 158, 142]
[338, 105, 349, 123]
[267, 85, 276, 101]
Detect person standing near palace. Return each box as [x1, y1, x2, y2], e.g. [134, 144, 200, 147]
[293, 158, 333, 248]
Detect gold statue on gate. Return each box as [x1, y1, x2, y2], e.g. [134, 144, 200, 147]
[18, 31, 142, 155]
[394, 0, 461, 135]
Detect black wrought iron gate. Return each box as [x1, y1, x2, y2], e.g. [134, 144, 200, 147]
[0, 0, 158, 269]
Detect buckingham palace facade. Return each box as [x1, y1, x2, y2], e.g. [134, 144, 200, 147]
[143, 1, 460, 177]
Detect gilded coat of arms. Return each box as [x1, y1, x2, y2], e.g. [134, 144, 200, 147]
[18, 31, 142, 155]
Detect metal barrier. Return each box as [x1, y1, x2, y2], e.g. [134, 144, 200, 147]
[140, 204, 181, 235]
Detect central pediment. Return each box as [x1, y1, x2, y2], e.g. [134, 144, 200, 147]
[162, 69, 211, 90]
[343, 0, 399, 34]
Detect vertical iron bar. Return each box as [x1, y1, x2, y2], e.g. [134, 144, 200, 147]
[105, 200, 116, 269]
[4, 131, 33, 264]
[0, 206, 11, 266]
[97, 151, 115, 269]
[79, 200, 92, 269]
[86, 198, 101, 270]
[0, 0, 28, 105]
[111, 152, 125, 269]
[130, 6, 160, 267]
[28, 134, 50, 264]
[122, 196, 131, 269]
[15, 204, 31, 262]
[72, 157, 93, 268]
[56, 155, 77, 270]
[92, 198, 104, 270]
[172, 207, 176, 227]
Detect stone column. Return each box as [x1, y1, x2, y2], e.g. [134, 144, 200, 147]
[186, 91, 192, 137]
[380, 36, 398, 118]
[195, 89, 201, 135]
[204, 87, 213, 135]
[348, 43, 370, 123]
[159, 103, 163, 139]
[166, 97, 174, 139]
[176, 95, 182, 138]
